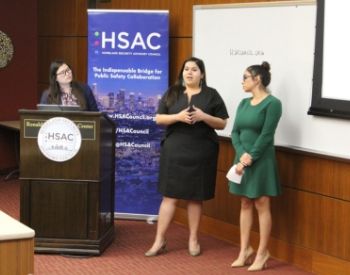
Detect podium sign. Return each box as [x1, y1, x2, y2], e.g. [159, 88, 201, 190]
[37, 117, 82, 162]
[19, 109, 115, 255]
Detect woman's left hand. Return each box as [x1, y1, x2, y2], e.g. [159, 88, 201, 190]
[189, 105, 206, 124]
[240, 152, 252, 166]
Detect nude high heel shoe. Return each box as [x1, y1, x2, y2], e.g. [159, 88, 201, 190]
[144, 240, 167, 257]
[247, 250, 270, 271]
[231, 246, 254, 267]
[189, 244, 201, 257]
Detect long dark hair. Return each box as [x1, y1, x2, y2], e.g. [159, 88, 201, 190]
[165, 57, 207, 107]
[47, 60, 86, 109]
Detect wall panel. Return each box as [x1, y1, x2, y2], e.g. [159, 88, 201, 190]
[38, 38, 88, 91]
[0, 0, 37, 171]
[38, 0, 87, 36]
[277, 148, 350, 200]
[169, 37, 192, 84]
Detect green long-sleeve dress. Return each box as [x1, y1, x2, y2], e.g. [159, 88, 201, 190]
[229, 95, 282, 198]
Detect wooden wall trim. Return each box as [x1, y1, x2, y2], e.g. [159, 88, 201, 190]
[219, 135, 350, 163]
[276, 146, 350, 164]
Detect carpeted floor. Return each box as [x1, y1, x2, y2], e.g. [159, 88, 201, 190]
[0, 178, 313, 275]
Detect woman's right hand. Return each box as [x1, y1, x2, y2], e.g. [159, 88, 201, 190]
[177, 106, 193, 124]
[235, 162, 245, 175]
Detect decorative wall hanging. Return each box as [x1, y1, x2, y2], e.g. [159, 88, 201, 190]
[0, 30, 14, 68]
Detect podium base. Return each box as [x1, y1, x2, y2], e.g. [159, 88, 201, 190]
[34, 225, 115, 256]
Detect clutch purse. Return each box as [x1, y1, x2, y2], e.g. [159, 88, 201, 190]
[226, 164, 243, 184]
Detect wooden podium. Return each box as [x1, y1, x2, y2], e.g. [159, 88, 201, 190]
[19, 109, 115, 255]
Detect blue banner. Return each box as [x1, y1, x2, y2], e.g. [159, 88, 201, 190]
[88, 10, 168, 218]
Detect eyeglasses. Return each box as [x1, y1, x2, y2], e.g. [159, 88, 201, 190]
[56, 68, 72, 76]
[243, 75, 252, 81]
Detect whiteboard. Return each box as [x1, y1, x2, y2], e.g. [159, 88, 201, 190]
[193, 1, 350, 159]
[322, 1, 350, 101]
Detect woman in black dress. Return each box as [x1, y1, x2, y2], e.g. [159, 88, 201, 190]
[145, 57, 229, 257]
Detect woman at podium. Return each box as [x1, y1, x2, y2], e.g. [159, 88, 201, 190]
[40, 60, 98, 111]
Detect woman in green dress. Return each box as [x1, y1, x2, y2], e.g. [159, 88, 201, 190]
[229, 62, 282, 271]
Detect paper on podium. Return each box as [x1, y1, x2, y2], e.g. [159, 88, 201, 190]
[226, 164, 243, 184]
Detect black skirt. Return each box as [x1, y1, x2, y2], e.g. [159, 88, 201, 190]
[158, 126, 219, 201]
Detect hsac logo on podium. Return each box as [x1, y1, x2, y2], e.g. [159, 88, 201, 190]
[37, 117, 82, 162]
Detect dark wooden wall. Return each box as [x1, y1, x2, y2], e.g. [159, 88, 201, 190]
[14, 0, 350, 274]
[0, 0, 37, 171]
[37, 0, 90, 98]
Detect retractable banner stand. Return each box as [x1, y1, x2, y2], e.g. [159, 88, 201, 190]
[87, 10, 169, 220]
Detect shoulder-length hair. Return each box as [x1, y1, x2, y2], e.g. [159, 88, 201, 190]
[165, 56, 207, 107]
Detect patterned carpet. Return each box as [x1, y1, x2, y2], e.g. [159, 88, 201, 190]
[0, 178, 313, 275]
